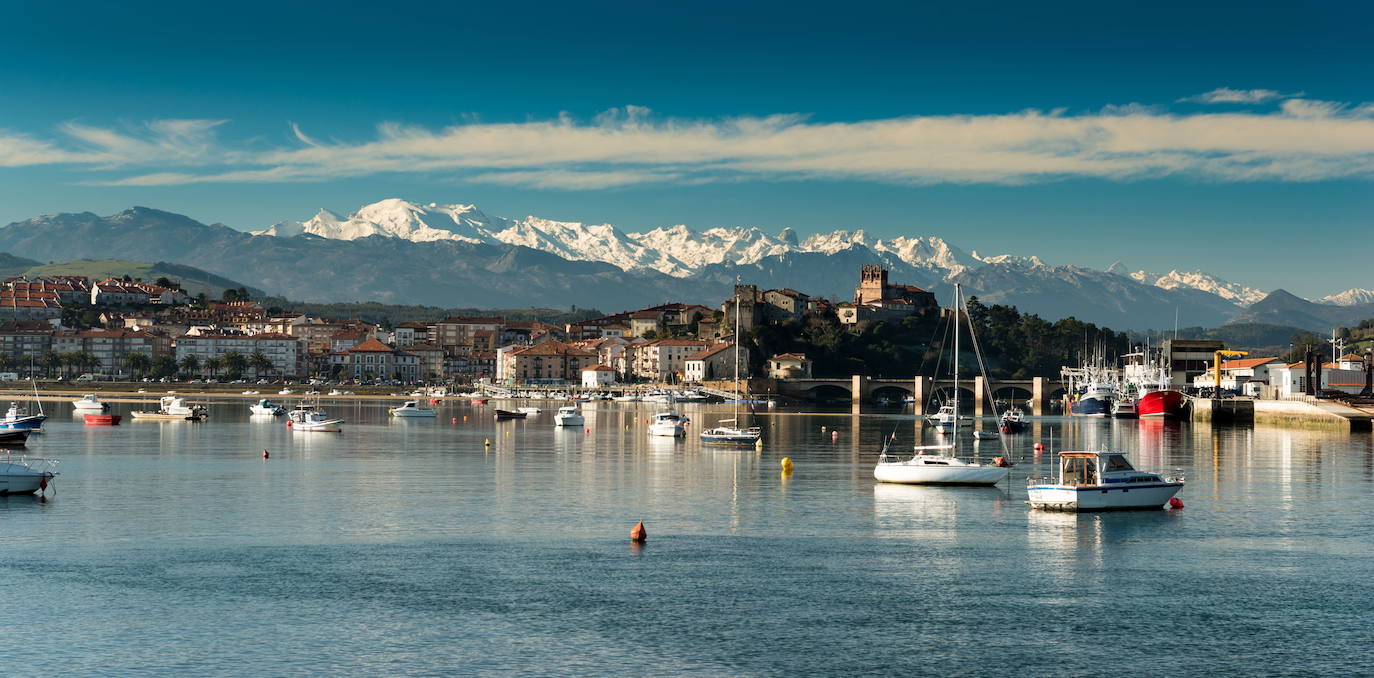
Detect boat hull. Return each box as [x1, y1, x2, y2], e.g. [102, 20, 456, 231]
[494, 410, 526, 420]
[874, 462, 1010, 486]
[83, 414, 122, 426]
[130, 411, 204, 421]
[648, 424, 685, 437]
[1138, 390, 1185, 419]
[1070, 396, 1110, 417]
[0, 463, 53, 495]
[1028, 482, 1184, 511]
[390, 410, 437, 417]
[0, 430, 30, 445]
[554, 415, 585, 427]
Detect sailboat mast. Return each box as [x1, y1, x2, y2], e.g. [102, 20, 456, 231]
[733, 283, 740, 420]
[952, 283, 960, 437]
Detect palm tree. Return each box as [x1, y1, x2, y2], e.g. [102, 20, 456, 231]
[60, 352, 83, 379]
[40, 351, 62, 379]
[204, 356, 223, 380]
[179, 354, 200, 378]
[123, 352, 152, 380]
[223, 351, 248, 379]
[151, 355, 178, 379]
[248, 350, 273, 379]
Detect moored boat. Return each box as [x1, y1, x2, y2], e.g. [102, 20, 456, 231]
[1138, 389, 1185, 419]
[72, 394, 109, 412]
[130, 396, 206, 421]
[1028, 450, 1184, 511]
[249, 398, 285, 416]
[494, 409, 526, 420]
[648, 411, 687, 437]
[0, 451, 57, 495]
[999, 407, 1027, 434]
[390, 400, 438, 417]
[553, 406, 584, 427]
[0, 429, 31, 445]
[83, 413, 122, 426]
[1111, 397, 1139, 419]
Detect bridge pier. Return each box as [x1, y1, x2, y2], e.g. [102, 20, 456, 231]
[1032, 377, 1048, 416]
[974, 376, 986, 416]
[913, 376, 931, 413]
[851, 375, 871, 413]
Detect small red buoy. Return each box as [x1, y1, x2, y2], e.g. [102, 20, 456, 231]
[286, 420, 292, 428]
[630, 520, 647, 543]
[831, 430, 839, 441]
[1034, 442, 1044, 451]
[262, 449, 269, 459]
[585, 427, 590, 434]
[452, 417, 457, 423]
[1169, 497, 1184, 509]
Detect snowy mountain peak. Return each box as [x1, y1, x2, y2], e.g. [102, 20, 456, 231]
[1316, 288, 1374, 306]
[1122, 268, 1267, 307]
[246, 199, 1269, 309]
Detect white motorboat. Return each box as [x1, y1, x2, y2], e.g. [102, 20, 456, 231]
[131, 395, 207, 421]
[648, 412, 687, 437]
[930, 404, 958, 434]
[289, 406, 343, 432]
[279, 388, 294, 395]
[875, 283, 1011, 486]
[0, 451, 58, 495]
[613, 394, 640, 402]
[249, 398, 284, 416]
[999, 407, 1027, 434]
[554, 406, 585, 427]
[1028, 450, 1184, 511]
[389, 400, 437, 417]
[72, 394, 108, 412]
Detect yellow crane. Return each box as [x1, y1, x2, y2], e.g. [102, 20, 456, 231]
[1214, 349, 1250, 392]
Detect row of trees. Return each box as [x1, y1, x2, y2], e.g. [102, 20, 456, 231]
[0, 350, 278, 380]
[740, 299, 1131, 379]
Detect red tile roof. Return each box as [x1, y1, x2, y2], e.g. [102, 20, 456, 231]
[346, 338, 396, 353]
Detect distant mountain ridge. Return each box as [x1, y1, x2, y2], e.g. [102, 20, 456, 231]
[0, 201, 1359, 331]
[1226, 289, 1374, 331]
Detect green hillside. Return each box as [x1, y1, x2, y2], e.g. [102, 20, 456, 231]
[19, 259, 262, 298]
[0, 252, 42, 277]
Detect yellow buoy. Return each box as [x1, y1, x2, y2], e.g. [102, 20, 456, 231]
[484, 438, 491, 446]
[780, 457, 794, 473]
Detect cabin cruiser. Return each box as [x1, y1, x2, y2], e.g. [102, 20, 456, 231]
[389, 400, 437, 417]
[131, 396, 207, 421]
[249, 398, 285, 416]
[648, 412, 687, 437]
[999, 407, 1027, 433]
[1028, 450, 1184, 511]
[0, 452, 57, 495]
[554, 406, 585, 427]
[72, 394, 109, 412]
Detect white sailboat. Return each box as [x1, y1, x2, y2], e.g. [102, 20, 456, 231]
[875, 283, 1011, 486]
[701, 283, 762, 445]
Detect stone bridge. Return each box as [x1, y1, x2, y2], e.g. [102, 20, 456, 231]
[771, 376, 1061, 415]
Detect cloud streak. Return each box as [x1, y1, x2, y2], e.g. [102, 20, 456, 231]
[1178, 87, 1302, 104]
[6, 95, 1374, 189]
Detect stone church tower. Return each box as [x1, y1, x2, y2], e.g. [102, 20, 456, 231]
[856, 265, 888, 304]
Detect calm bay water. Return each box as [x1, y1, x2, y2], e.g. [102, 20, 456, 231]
[3, 398, 1371, 676]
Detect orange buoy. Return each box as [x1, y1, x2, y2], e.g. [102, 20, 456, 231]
[262, 449, 269, 459]
[630, 520, 647, 543]
[1169, 497, 1184, 509]
[993, 456, 1011, 467]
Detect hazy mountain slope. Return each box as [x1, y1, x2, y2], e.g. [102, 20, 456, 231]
[1226, 290, 1374, 331]
[21, 258, 262, 298]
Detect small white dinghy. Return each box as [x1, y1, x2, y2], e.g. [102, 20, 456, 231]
[249, 398, 284, 416]
[1028, 450, 1184, 511]
[0, 451, 58, 495]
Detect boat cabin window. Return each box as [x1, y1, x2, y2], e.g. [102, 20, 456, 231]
[1103, 454, 1134, 472]
[1061, 456, 1097, 485]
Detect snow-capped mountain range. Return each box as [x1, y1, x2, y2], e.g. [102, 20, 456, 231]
[1316, 288, 1374, 306]
[253, 198, 1267, 306]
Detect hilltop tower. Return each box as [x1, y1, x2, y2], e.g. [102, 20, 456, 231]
[856, 265, 888, 304]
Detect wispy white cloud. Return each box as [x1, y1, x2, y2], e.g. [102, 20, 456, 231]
[1178, 87, 1302, 104]
[11, 99, 1374, 189]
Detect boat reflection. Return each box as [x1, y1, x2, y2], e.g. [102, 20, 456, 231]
[872, 482, 1003, 544]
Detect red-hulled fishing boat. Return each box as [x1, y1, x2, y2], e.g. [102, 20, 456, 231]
[1137, 390, 1184, 419]
[83, 413, 122, 426]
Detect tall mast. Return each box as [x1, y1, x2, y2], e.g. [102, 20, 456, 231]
[733, 282, 740, 422]
[952, 283, 960, 437]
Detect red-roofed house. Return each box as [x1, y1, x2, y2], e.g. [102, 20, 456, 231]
[331, 338, 419, 381]
[496, 340, 597, 382]
[768, 353, 813, 379]
[683, 343, 748, 383]
[631, 338, 713, 382]
[581, 364, 617, 387]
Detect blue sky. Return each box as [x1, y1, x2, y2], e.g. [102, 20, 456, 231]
[1, 0, 1370, 296]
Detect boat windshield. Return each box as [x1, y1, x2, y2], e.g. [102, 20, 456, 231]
[1061, 456, 1098, 485]
[1103, 454, 1135, 472]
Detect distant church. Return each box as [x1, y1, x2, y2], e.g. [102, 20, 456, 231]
[840, 265, 937, 325]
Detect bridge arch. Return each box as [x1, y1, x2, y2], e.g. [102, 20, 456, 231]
[870, 384, 913, 404]
[806, 384, 852, 403]
[928, 385, 977, 412]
